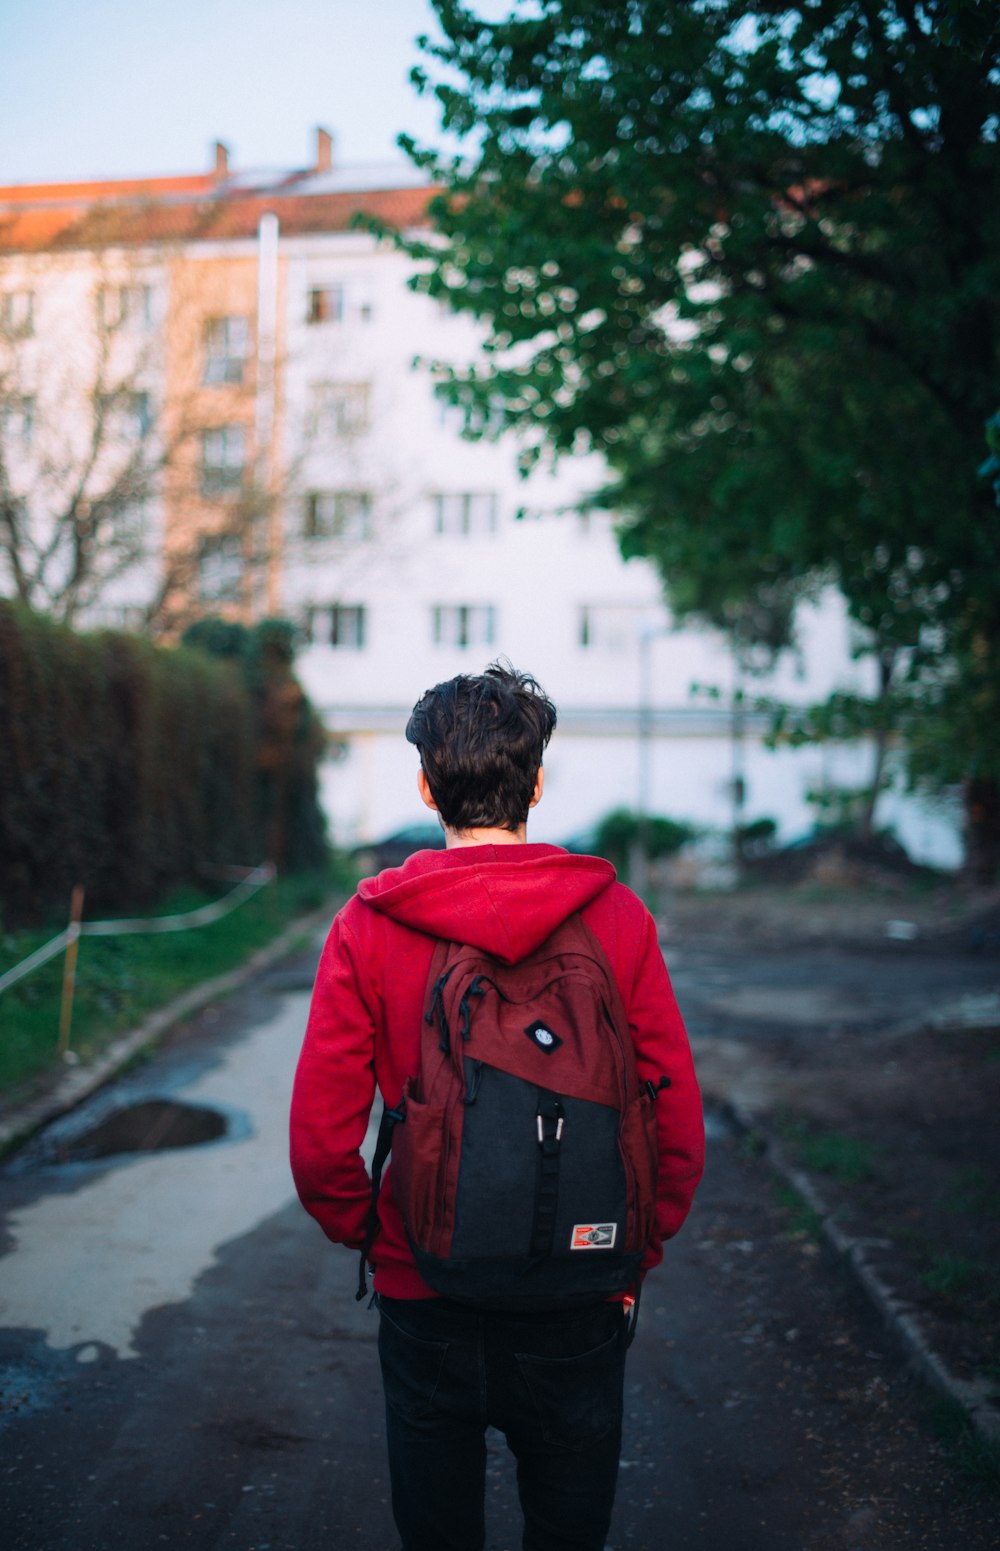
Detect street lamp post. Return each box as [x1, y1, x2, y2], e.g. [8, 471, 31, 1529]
[731, 655, 747, 871]
[631, 624, 670, 902]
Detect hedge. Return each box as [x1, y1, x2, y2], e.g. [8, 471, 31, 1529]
[0, 604, 326, 930]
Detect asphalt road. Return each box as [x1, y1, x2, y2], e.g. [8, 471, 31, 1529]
[665, 935, 1000, 1045]
[1, 932, 997, 1550]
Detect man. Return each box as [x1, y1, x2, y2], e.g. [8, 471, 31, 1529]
[290, 662, 704, 1551]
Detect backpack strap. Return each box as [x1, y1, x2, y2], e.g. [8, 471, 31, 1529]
[356, 938, 458, 1301]
[355, 1100, 405, 1301]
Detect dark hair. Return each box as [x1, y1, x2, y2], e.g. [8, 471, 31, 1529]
[406, 661, 557, 832]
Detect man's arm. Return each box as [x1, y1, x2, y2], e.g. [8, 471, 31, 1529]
[626, 908, 705, 1271]
[289, 908, 378, 1250]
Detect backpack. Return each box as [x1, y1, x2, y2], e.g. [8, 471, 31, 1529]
[358, 912, 665, 1310]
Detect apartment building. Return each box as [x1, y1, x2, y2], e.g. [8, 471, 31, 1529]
[0, 133, 959, 861]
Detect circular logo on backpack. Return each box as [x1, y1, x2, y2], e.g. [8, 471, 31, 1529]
[524, 1020, 563, 1053]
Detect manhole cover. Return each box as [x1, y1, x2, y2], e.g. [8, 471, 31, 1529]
[62, 1099, 227, 1161]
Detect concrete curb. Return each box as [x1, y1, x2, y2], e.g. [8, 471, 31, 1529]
[727, 1101, 1000, 1448]
[0, 900, 335, 1159]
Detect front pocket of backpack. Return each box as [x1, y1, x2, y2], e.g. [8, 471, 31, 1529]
[390, 1093, 452, 1256]
[619, 1092, 659, 1248]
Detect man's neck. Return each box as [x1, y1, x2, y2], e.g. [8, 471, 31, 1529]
[442, 823, 527, 849]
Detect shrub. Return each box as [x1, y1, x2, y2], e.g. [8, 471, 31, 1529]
[736, 816, 779, 858]
[0, 605, 326, 930]
[591, 807, 696, 871]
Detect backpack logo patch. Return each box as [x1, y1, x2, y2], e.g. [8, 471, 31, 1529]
[524, 1020, 563, 1053]
[570, 1222, 618, 1250]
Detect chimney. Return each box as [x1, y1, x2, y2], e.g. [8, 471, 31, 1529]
[315, 127, 334, 174]
[212, 140, 230, 181]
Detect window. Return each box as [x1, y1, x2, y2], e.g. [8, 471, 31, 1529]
[307, 285, 344, 324]
[304, 603, 367, 649]
[432, 492, 498, 537]
[107, 501, 147, 548]
[203, 316, 250, 385]
[578, 605, 645, 653]
[304, 490, 372, 541]
[1, 396, 35, 447]
[435, 396, 466, 433]
[97, 284, 153, 331]
[110, 391, 152, 439]
[201, 425, 246, 496]
[432, 604, 496, 649]
[311, 382, 370, 437]
[83, 603, 148, 632]
[306, 284, 374, 325]
[97, 390, 152, 440]
[0, 290, 34, 338]
[198, 534, 243, 602]
[127, 392, 152, 439]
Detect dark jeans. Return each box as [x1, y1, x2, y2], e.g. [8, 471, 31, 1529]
[376, 1295, 629, 1551]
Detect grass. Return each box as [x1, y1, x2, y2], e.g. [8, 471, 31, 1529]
[777, 1114, 879, 1186]
[0, 865, 347, 1095]
[881, 1218, 1000, 1383]
[921, 1252, 996, 1300]
[774, 1181, 823, 1240]
[937, 1165, 1000, 1219]
[927, 1397, 1000, 1496]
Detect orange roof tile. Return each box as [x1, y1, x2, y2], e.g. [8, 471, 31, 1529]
[0, 174, 218, 204]
[0, 174, 436, 254]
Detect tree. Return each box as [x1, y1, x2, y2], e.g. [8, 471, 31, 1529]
[181, 617, 329, 872]
[400, 0, 1000, 869]
[0, 253, 172, 627]
[0, 248, 295, 638]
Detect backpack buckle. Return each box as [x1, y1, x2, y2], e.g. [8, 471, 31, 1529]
[536, 1098, 565, 1146]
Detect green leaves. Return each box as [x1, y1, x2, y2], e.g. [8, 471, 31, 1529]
[401, 2, 1000, 801]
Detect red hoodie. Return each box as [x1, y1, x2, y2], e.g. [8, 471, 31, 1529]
[289, 843, 704, 1299]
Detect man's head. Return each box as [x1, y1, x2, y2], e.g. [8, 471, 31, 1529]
[406, 661, 557, 834]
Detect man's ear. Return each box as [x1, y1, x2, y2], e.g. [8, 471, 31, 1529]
[417, 767, 439, 812]
[529, 766, 544, 809]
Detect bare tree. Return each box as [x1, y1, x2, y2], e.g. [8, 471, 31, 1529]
[0, 244, 300, 637]
[0, 229, 439, 641]
[0, 250, 173, 627]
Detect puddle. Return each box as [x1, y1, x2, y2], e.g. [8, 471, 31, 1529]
[8, 1098, 233, 1172]
[0, 1361, 59, 1428]
[60, 1099, 228, 1161]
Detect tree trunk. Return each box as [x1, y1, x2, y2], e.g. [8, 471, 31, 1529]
[963, 777, 1000, 886]
[858, 645, 897, 843]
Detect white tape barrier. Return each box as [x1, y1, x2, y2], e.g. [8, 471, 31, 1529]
[0, 863, 276, 999]
[0, 931, 72, 995]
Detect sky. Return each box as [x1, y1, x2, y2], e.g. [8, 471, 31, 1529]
[0, 0, 492, 185]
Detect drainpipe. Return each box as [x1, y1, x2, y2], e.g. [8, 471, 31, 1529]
[256, 212, 280, 615]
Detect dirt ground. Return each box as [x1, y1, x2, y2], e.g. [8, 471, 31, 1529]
[658, 867, 1000, 1423]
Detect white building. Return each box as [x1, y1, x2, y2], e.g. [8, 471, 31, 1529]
[0, 139, 961, 866]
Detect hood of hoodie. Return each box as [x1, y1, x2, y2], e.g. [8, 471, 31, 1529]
[357, 843, 617, 964]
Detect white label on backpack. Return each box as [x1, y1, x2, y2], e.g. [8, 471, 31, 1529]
[570, 1222, 617, 1250]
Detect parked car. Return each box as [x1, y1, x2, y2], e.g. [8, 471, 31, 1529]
[350, 823, 445, 875]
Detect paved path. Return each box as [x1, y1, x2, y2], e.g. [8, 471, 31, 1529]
[1, 938, 996, 1548]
